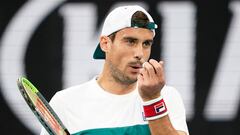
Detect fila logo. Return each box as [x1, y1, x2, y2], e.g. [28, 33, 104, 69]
[154, 102, 166, 114]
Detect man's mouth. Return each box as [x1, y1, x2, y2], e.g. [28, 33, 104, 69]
[127, 61, 144, 73]
[130, 65, 142, 69]
[129, 63, 143, 73]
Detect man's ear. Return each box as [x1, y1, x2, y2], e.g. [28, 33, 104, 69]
[99, 36, 111, 53]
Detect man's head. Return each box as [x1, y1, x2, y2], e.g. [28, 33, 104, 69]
[93, 5, 157, 59]
[95, 5, 157, 85]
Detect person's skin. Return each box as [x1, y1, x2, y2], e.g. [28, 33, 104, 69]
[97, 27, 187, 135]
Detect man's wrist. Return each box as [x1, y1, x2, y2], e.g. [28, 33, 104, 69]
[142, 95, 168, 121]
[141, 93, 160, 102]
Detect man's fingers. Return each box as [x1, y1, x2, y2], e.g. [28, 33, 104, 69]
[142, 62, 155, 77]
[138, 60, 166, 101]
[141, 60, 165, 84]
[149, 59, 164, 76]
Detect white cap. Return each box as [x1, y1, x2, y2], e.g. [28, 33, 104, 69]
[93, 5, 157, 59]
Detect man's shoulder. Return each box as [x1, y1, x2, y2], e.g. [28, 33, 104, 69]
[63, 79, 95, 92]
[53, 78, 96, 99]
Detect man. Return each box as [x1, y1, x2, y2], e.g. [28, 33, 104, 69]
[41, 5, 189, 135]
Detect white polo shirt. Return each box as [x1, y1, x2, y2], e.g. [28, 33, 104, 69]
[40, 77, 189, 135]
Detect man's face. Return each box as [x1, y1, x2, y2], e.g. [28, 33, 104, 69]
[105, 27, 154, 85]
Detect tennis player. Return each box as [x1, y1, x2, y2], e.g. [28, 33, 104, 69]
[41, 5, 189, 135]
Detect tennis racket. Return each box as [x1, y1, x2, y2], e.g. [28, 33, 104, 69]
[17, 77, 70, 135]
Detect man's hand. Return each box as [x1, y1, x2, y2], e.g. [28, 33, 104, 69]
[137, 59, 165, 101]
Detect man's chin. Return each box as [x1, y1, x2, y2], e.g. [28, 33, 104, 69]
[126, 76, 138, 84]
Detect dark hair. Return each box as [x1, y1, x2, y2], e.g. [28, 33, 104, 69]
[108, 11, 149, 42]
[131, 11, 149, 27]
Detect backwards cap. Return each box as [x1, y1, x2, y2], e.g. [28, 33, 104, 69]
[93, 5, 157, 59]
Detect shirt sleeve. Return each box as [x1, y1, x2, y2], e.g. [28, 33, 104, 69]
[162, 86, 189, 135]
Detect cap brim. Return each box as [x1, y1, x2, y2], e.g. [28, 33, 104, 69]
[93, 43, 105, 59]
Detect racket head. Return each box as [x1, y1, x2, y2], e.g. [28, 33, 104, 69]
[17, 77, 70, 135]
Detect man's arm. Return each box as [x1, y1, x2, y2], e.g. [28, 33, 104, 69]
[148, 116, 187, 135]
[138, 59, 188, 135]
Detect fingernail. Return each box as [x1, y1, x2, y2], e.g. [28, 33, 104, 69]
[142, 62, 147, 68]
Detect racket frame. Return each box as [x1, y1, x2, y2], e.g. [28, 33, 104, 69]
[17, 77, 70, 135]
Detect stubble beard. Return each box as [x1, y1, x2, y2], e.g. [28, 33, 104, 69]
[108, 61, 137, 85]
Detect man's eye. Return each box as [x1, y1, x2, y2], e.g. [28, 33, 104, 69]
[127, 39, 135, 44]
[143, 41, 152, 47]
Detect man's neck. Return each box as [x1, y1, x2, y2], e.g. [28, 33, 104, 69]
[96, 73, 137, 95]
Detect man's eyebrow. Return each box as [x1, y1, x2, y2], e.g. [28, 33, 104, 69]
[122, 36, 153, 42]
[122, 36, 138, 41]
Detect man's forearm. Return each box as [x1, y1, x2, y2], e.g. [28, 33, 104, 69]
[148, 115, 179, 135]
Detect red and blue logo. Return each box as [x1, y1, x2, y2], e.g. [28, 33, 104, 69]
[154, 102, 165, 114]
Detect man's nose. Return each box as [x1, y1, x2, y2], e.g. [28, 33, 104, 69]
[134, 44, 144, 60]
